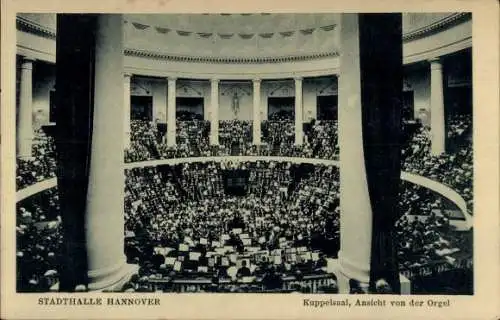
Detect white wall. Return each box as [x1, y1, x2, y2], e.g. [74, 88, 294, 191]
[218, 82, 253, 121]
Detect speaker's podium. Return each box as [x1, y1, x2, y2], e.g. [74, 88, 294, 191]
[223, 168, 250, 196]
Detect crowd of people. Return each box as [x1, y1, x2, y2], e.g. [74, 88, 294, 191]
[16, 130, 57, 190]
[17, 114, 472, 212]
[306, 120, 339, 159]
[16, 157, 471, 292]
[402, 114, 473, 210]
[396, 181, 470, 269]
[124, 120, 163, 162]
[15, 109, 473, 293]
[16, 188, 62, 292]
[219, 120, 253, 154]
[16, 161, 340, 292]
[123, 120, 340, 160]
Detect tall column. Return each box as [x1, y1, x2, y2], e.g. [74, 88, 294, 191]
[252, 79, 262, 145]
[337, 13, 373, 293]
[430, 58, 445, 155]
[123, 73, 131, 149]
[210, 78, 219, 145]
[86, 14, 137, 290]
[17, 57, 34, 159]
[167, 77, 177, 146]
[337, 13, 403, 294]
[294, 77, 304, 145]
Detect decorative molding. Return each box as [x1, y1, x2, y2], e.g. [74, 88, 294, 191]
[155, 27, 171, 34]
[16, 16, 56, 40]
[316, 78, 338, 95]
[131, 22, 150, 30]
[197, 32, 213, 38]
[176, 30, 192, 36]
[279, 31, 294, 37]
[403, 36, 472, 65]
[220, 83, 252, 97]
[124, 66, 340, 81]
[299, 28, 315, 35]
[320, 24, 337, 32]
[402, 12, 471, 42]
[218, 33, 234, 39]
[125, 48, 339, 64]
[267, 81, 295, 97]
[258, 33, 274, 39]
[177, 82, 204, 97]
[130, 82, 152, 95]
[238, 33, 255, 40]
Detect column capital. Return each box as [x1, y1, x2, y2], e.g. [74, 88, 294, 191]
[20, 57, 35, 70]
[21, 56, 36, 63]
[294, 76, 303, 82]
[210, 78, 220, 84]
[123, 72, 132, 78]
[252, 78, 261, 84]
[167, 76, 177, 83]
[428, 57, 443, 69]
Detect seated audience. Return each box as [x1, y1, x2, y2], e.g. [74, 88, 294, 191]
[15, 113, 473, 293]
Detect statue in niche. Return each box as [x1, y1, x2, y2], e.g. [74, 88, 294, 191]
[231, 91, 240, 119]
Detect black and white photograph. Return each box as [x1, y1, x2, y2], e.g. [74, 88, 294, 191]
[1, 1, 499, 319]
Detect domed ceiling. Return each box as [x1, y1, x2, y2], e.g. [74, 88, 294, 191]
[124, 13, 340, 59]
[17, 13, 466, 61]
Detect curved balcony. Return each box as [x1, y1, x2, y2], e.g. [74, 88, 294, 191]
[17, 156, 473, 230]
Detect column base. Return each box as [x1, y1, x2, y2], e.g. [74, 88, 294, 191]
[329, 258, 412, 294]
[88, 263, 139, 292]
[399, 273, 411, 294]
[336, 252, 370, 293]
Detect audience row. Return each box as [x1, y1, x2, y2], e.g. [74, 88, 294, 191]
[16, 160, 471, 292]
